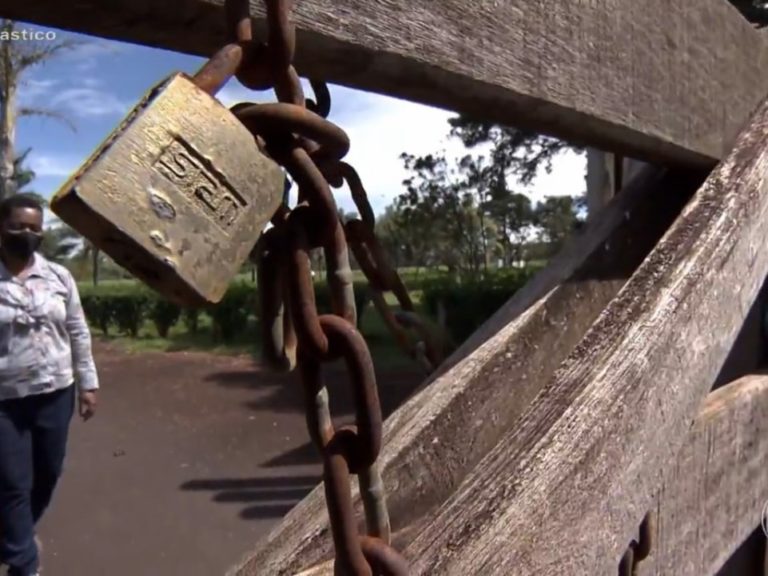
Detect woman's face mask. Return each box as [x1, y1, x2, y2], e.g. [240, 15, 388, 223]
[1, 229, 42, 260]
[1, 206, 44, 262]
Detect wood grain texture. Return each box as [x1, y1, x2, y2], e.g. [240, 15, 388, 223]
[635, 374, 768, 576]
[226, 165, 703, 575]
[1, 1, 767, 166]
[285, 375, 768, 576]
[388, 92, 768, 575]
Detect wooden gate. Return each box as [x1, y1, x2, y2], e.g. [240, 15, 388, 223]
[6, 1, 768, 573]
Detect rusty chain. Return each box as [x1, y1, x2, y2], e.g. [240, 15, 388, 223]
[195, 7, 660, 575]
[341, 187, 442, 373]
[194, 0, 440, 573]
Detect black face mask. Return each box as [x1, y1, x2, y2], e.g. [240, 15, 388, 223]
[1, 230, 42, 260]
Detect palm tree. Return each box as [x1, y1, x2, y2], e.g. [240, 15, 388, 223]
[0, 19, 81, 200]
[40, 221, 81, 263]
[39, 218, 102, 281]
[41, 221, 104, 284]
[0, 21, 102, 281]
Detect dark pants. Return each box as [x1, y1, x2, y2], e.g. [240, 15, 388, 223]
[0, 385, 75, 576]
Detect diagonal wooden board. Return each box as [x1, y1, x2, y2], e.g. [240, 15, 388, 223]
[280, 373, 768, 576]
[635, 373, 768, 576]
[386, 88, 768, 575]
[226, 166, 704, 574]
[0, 1, 767, 167]
[239, 86, 768, 575]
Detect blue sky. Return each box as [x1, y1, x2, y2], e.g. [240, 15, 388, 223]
[15, 23, 586, 224]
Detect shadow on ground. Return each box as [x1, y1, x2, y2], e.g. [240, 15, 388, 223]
[180, 475, 322, 520]
[182, 362, 425, 518]
[203, 363, 425, 421]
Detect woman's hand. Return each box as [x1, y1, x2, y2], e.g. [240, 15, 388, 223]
[78, 390, 97, 421]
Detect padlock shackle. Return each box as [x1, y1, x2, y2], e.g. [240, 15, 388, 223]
[192, 43, 243, 96]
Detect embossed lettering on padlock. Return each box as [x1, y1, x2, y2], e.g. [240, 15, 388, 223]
[50, 71, 284, 307]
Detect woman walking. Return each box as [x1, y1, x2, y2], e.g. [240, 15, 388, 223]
[0, 193, 99, 576]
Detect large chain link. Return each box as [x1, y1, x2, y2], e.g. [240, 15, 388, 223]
[206, 1, 438, 573]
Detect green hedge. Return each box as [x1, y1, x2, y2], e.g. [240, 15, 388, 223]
[77, 278, 374, 342]
[77, 267, 543, 348]
[79, 281, 257, 343]
[421, 267, 542, 343]
[208, 282, 255, 342]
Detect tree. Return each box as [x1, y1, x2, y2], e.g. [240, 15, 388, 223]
[394, 112, 586, 273]
[0, 19, 80, 200]
[40, 222, 81, 263]
[44, 224, 104, 284]
[13, 147, 35, 191]
[398, 152, 495, 277]
[6, 147, 47, 207]
[447, 116, 583, 188]
[0, 21, 102, 281]
[484, 187, 534, 266]
[375, 204, 421, 270]
[533, 196, 584, 254]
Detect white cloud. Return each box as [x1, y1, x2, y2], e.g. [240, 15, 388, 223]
[50, 87, 128, 118]
[321, 87, 585, 215]
[18, 78, 58, 103]
[29, 153, 81, 178]
[526, 150, 587, 203]
[62, 41, 126, 72]
[80, 77, 103, 88]
[214, 79, 463, 215]
[31, 77, 586, 221]
[217, 77, 333, 108]
[213, 78, 586, 215]
[329, 92, 464, 216]
[217, 82, 274, 108]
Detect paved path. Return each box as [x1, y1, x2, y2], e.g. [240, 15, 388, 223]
[37, 341, 422, 575]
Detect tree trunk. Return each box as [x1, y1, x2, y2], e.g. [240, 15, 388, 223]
[0, 23, 17, 201]
[92, 247, 99, 286]
[586, 148, 649, 221]
[502, 218, 511, 267]
[477, 196, 489, 274]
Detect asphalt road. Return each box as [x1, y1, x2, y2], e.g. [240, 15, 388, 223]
[36, 341, 421, 575]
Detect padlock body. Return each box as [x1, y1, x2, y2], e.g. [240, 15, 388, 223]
[50, 72, 283, 307]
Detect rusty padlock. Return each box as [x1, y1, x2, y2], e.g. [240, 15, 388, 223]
[50, 45, 284, 307]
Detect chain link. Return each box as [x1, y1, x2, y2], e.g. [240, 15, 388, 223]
[343, 214, 441, 373]
[219, 1, 416, 573]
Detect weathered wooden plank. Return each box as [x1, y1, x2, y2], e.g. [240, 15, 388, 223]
[226, 164, 703, 575]
[288, 374, 768, 576]
[634, 374, 768, 576]
[382, 91, 768, 575]
[282, 374, 768, 576]
[1, 1, 767, 166]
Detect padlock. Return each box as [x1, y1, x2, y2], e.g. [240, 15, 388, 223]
[50, 49, 284, 308]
